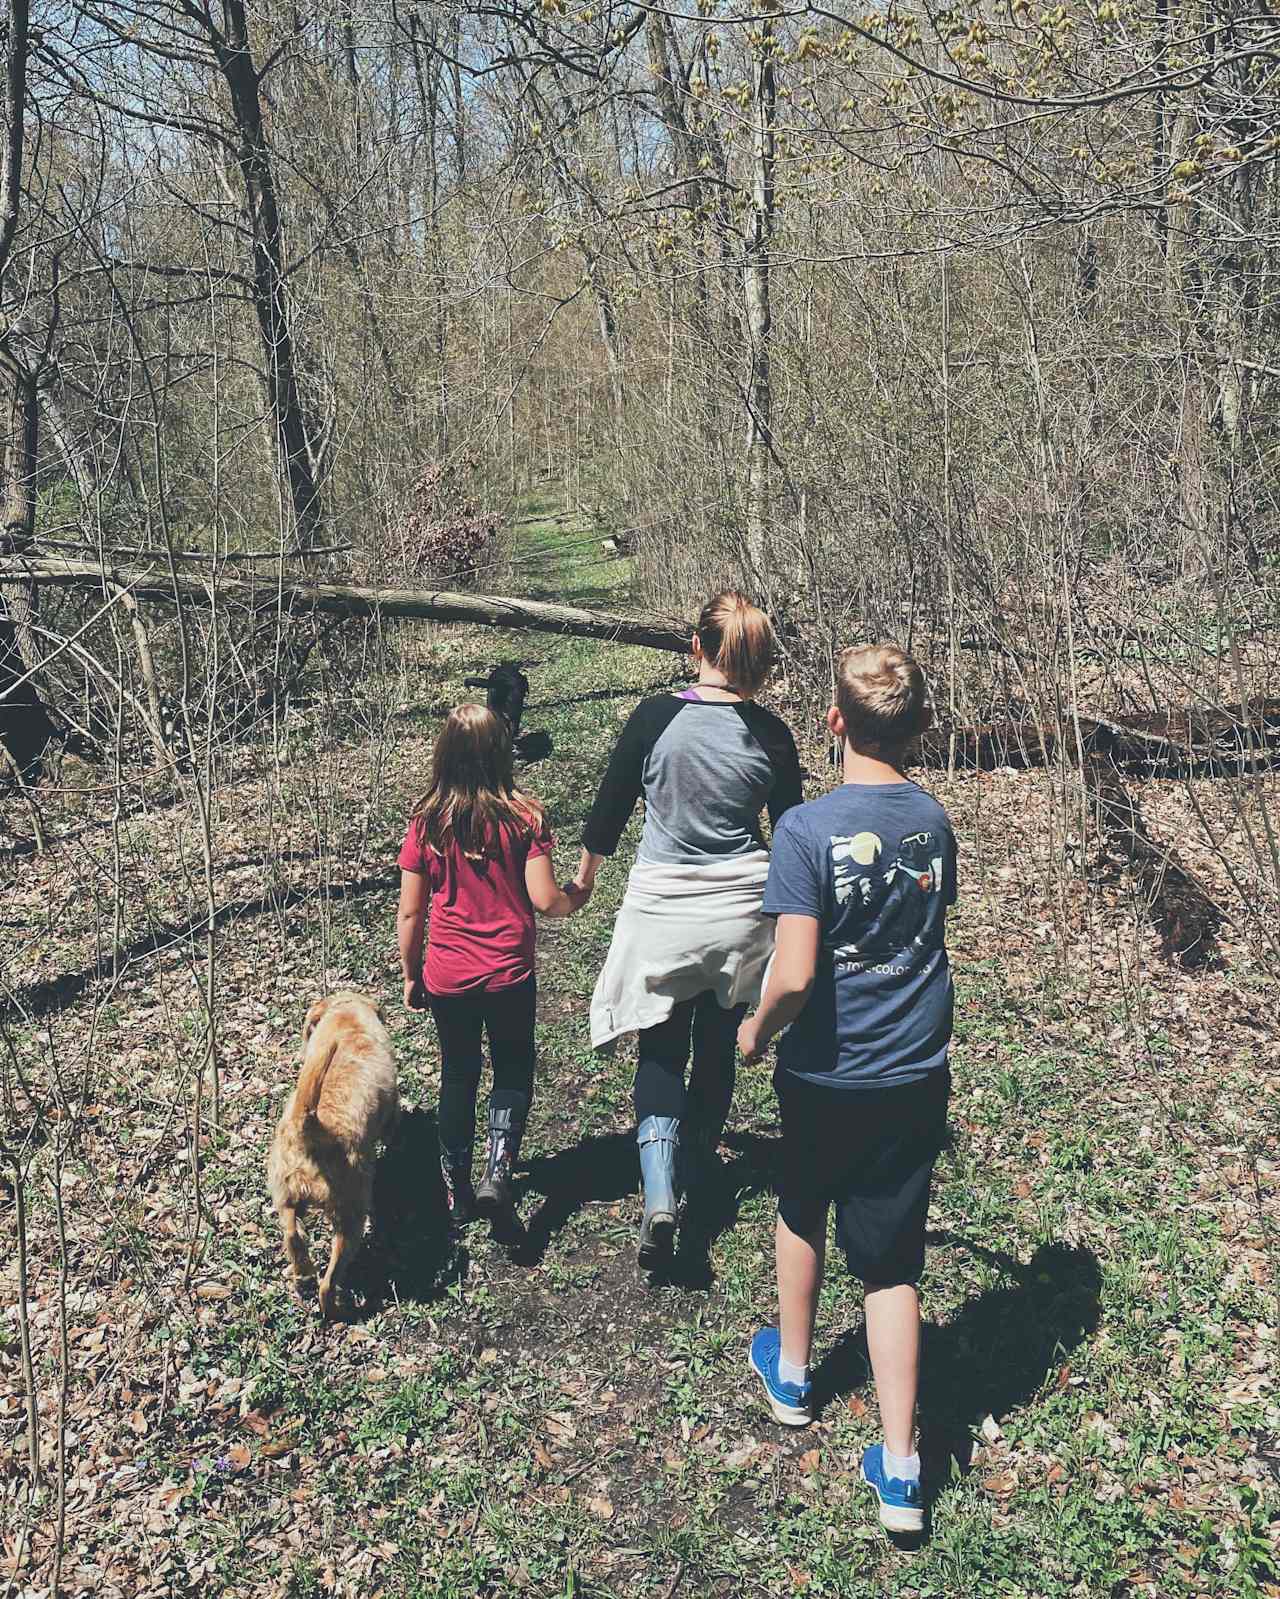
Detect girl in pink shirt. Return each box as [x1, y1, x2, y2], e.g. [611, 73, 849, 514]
[397, 703, 588, 1225]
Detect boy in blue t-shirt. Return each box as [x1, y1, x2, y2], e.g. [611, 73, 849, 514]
[738, 643, 957, 1536]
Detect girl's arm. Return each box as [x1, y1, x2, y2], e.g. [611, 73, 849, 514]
[737, 914, 820, 1062]
[526, 851, 591, 917]
[397, 869, 430, 1008]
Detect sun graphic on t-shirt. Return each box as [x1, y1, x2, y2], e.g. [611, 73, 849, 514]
[848, 831, 882, 865]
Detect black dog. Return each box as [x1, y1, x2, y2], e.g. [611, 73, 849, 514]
[464, 662, 529, 742]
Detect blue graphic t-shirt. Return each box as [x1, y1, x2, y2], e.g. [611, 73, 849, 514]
[762, 781, 957, 1090]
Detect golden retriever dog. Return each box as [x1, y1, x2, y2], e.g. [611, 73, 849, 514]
[266, 991, 399, 1318]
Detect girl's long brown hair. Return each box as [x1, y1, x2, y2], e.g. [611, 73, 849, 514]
[411, 703, 544, 859]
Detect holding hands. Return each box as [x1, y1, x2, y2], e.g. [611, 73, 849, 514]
[562, 878, 594, 910]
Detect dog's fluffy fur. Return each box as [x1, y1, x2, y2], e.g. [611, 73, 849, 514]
[266, 991, 399, 1317]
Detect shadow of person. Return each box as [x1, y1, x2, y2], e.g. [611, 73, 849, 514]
[503, 1130, 640, 1267]
[662, 1129, 783, 1290]
[346, 1106, 463, 1312]
[506, 1127, 783, 1280]
[812, 1235, 1103, 1513]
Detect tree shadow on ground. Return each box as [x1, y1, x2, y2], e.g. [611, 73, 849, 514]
[347, 1106, 463, 1311]
[3, 869, 398, 1020]
[503, 1126, 780, 1280]
[812, 1234, 1103, 1528]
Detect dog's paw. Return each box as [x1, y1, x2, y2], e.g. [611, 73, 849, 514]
[293, 1274, 318, 1302]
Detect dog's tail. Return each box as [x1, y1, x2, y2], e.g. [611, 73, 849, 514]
[294, 1039, 341, 1127]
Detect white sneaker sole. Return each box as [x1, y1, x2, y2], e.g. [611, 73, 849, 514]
[861, 1464, 924, 1533]
[748, 1349, 812, 1427]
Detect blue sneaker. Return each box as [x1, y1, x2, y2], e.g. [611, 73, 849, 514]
[748, 1327, 812, 1427]
[860, 1444, 924, 1534]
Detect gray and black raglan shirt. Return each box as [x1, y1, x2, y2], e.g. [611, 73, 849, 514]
[582, 694, 803, 866]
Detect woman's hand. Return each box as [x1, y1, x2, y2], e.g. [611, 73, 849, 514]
[574, 848, 604, 891]
[563, 878, 594, 910]
[403, 976, 428, 1011]
[737, 1014, 764, 1064]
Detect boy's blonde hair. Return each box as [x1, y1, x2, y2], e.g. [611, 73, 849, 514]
[835, 643, 930, 750]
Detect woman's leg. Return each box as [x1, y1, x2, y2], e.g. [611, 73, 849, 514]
[633, 1000, 695, 1266]
[632, 999, 695, 1121]
[428, 991, 484, 1221]
[686, 991, 746, 1154]
[475, 977, 537, 1213]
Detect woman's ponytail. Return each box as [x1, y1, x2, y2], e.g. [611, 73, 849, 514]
[695, 591, 776, 698]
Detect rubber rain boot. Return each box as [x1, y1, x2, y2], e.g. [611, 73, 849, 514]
[475, 1098, 527, 1217]
[637, 1115, 681, 1270]
[439, 1144, 476, 1227]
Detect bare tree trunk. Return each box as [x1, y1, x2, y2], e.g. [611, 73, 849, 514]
[211, 0, 326, 551]
[0, 0, 42, 692]
[743, 20, 776, 575]
[1, 344, 41, 669]
[38, 375, 97, 505]
[0, 0, 27, 273]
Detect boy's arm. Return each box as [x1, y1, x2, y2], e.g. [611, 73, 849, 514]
[397, 869, 429, 1009]
[738, 914, 820, 1063]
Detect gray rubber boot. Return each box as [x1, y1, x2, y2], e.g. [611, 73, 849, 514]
[637, 1116, 681, 1268]
[475, 1099, 527, 1216]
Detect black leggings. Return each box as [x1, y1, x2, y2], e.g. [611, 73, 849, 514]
[633, 990, 746, 1129]
[429, 977, 536, 1155]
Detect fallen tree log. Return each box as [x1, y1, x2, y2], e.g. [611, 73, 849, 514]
[0, 556, 695, 656]
[1082, 754, 1223, 970]
[918, 700, 1280, 778]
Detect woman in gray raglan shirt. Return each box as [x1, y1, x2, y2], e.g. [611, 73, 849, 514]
[571, 592, 802, 1271]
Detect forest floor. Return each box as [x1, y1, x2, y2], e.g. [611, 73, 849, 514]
[2, 503, 1279, 1598]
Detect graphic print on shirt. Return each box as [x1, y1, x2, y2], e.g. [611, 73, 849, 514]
[830, 827, 946, 974]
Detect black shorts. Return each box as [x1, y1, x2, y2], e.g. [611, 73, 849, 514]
[774, 1067, 950, 1286]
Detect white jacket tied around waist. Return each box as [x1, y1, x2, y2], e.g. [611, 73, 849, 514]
[589, 851, 774, 1049]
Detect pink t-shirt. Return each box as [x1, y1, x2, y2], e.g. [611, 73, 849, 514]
[398, 813, 554, 994]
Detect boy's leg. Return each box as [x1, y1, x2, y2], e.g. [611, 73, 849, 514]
[776, 1212, 826, 1371]
[839, 1071, 948, 1533]
[863, 1282, 920, 1459]
[750, 1072, 826, 1425]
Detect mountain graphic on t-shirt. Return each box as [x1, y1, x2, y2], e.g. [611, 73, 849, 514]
[830, 827, 945, 965]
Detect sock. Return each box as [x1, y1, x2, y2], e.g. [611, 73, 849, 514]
[778, 1355, 810, 1388]
[883, 1445, 920, 1483]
